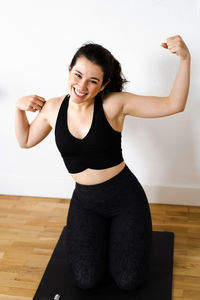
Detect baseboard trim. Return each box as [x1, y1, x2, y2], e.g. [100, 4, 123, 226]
[143, 184, 200, 206]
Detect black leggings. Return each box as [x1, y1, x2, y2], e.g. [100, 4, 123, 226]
[65, 164, 152, 291]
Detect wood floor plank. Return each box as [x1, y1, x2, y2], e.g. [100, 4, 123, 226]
[0, 295, 31, 300]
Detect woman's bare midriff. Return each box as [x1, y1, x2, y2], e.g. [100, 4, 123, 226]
[70, 161, 126, 185]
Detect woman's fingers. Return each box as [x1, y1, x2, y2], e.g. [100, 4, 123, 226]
[30, 97, 46, 111]
[161, 42, 168, 49]
[16, 95, 47, 112]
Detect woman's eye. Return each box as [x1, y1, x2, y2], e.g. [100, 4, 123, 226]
[74, 74, 97, 84]
[75, 73, 81, 78]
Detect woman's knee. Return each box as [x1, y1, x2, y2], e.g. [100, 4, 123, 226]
[73, 276, 98, 290]
[70, 264, 104, 290]
[113, 269, 147, 291]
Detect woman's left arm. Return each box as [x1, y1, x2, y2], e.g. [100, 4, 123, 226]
[120, 35, 191, 118]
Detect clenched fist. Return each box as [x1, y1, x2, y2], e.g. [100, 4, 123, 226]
[161, 35, 190, 60]
[16, 95, 46, 112]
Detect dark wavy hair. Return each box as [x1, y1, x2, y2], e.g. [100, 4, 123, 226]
[69, 42, 129, 97]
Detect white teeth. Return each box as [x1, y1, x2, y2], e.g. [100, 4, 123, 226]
[74, 88, 87, 97]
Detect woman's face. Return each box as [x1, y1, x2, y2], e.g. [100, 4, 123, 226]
[68, 56, 108, 104]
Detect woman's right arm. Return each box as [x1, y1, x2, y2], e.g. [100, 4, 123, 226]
[15, 95, 52, 148]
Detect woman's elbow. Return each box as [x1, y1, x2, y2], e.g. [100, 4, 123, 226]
[19, 144, 28, 149]
[173, 104, 186, 113]
[178, 105, 186, 112]
[18, 142, 31, 149]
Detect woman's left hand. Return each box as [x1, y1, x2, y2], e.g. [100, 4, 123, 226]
[161, 35, 190, 60]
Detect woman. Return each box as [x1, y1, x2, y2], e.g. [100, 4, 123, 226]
[15, 35, 190, 291]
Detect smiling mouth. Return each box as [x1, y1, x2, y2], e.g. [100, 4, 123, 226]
[73, 87, 88, 97]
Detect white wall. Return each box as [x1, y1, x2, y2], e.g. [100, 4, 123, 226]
[0, 0, 200, 205]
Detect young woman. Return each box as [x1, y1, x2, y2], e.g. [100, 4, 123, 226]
[15, 35, 190, 291]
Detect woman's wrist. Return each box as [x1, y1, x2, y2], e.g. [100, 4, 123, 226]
[180, 52, 191, 62]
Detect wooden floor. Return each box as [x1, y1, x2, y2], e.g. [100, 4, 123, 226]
[0, 194, 199, 300]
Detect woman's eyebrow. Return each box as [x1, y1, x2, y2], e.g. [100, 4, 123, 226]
[74, 70, 100, 81]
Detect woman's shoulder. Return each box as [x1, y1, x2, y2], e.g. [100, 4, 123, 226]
[46, 94, 66, 105]
[102, 91, 126, 118]
[103, 91, 126, 105]
[44, 94, 67, 112]
[42, 95, 68, 128]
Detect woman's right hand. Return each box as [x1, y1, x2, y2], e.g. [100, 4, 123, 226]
[16, 95, 46, 112]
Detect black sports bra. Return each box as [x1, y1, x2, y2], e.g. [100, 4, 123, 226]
[55, 94, 124, 173]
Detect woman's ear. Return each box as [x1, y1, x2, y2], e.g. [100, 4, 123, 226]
[100, 78, 110, 92]
[68, 64, 72, 71]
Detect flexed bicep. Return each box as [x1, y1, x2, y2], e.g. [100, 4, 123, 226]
[26, 100, 52, 148]
[15, 94, 53, 148]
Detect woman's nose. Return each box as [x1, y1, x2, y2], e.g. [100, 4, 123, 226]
[79, 80, 88, 92]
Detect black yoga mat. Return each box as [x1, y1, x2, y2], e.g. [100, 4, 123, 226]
[33, 227, 174, 300]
